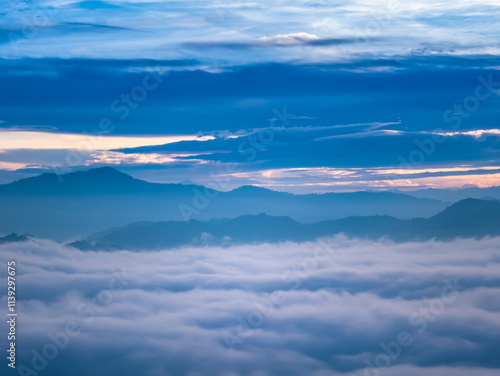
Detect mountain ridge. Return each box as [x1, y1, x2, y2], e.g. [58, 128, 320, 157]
[0, 167, 196, 195]
[0, 167, 450, 239]
[397, 185, 500, 202]
[66, 198, 500, 251]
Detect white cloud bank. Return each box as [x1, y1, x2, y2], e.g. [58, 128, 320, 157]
[1, 236, 500, 375]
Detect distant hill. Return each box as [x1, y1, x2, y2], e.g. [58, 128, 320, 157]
[68, 198, 500, 250]
[0, 167, 195, 195]
[397, 186, 500, 202]
[0, 233, 31, 245]
[0, 167, 449, 240]
[423, 198, 500, 239]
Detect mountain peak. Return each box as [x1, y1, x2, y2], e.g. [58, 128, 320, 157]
[61, 166, 136, 182]
[79, 166, 126, 176]
[431, 197, 500, 221]
[0, 233, 31, 245]
[0, 167, 146, 195]
[227, 185, 286, 197]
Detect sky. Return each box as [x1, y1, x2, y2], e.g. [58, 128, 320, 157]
[1, 236, 500, 375]
[1, 0, 500, 191]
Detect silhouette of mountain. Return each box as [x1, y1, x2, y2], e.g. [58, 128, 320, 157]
[67, 239, 122, 252]
[424, 198, 500, 240]
[398, 186, 500, 202]
[0, 167, 449, 240]
[210, 213, 311, 243]
[310, 215, 403, 239]
[0, 167, 195, 195]
[315, 198, 500, 242]
[69, 198, 500, 250]
[0, 233, 31, 245]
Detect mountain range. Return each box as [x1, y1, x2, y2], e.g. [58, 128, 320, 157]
[66, 198, 500, 250]
[0, 167, 455, 240]
[395, 186, 500, 202]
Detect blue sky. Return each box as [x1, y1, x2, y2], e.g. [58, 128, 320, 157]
[1, 0, 500, 191]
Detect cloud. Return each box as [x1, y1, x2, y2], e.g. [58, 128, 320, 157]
[58, 21, 144, 33]
[75, 1, 122, 10]
[1, 237, 500, 375]
[0, 55, 499, 192]
[431, 129, 500, 139]
[0, 57, 201, 76]
[0, 129, 214, 151]
[2, 117, 500, 190]
[184, 33, 376, 50]
[2, 0, 500, 65]
[256, 33, 380, 47]
[256, 32, 321, 46]
[109, 121, 500, 191]
[0, 130, 215, 172]
[2, 61, 498, 136]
